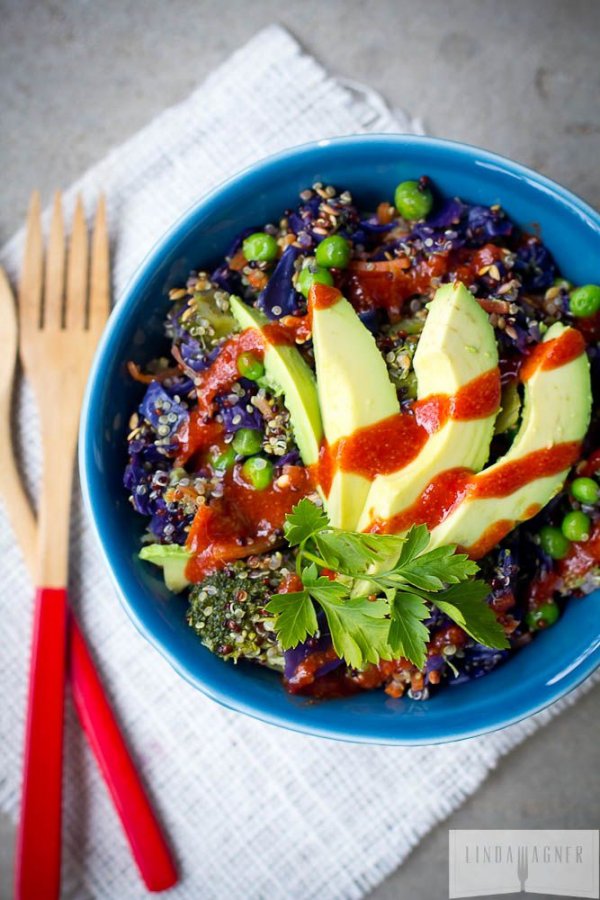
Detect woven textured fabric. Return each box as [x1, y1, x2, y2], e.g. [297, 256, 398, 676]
[0, 25, 596, 900]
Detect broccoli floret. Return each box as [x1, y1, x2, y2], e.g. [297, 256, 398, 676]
[187, 555, 290, 669]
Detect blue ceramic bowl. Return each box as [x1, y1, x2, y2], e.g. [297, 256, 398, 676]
[80, 135, 600, 744]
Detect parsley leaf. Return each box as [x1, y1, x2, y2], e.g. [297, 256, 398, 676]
[313, 531, 398, 575]
[266, 590, 318, 649]
[430, 582, 510, 649]
[395, 524, 431, 566]
[283, 498, 329, 547]
[268, 501, 508, 673]
[388, 591, 430, 669]
[395, 544, 480, 592]
[315, 593, 391, 670]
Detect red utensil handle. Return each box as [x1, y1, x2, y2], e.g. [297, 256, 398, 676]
[16, 587, 68, 900]
[69, 617, 178, 892]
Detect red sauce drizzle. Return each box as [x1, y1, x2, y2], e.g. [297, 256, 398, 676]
[175, 414, 223, 466]
[465, 519, 517, 560]
[369, 442, 581, 540]
[287, 657, 410, 698]
[520, 328, 585, 381]
[261, 322, 296, 346]
[558, 521, 600, 584]
[465, 505, 539, 561]
[449, 243, 505, 285]
[528, 521, 600, 609]
[195, 329, 264, 414]
[346, 253, 448, 317]
[335, 413, 428, 479]
[314, 440, 335, 498]
[414, 367, 500, 433]
[308, 283, 343, 311]
[314, 367, 500, 494]
[345, 244, 505, 319]
[279, 314, 312, 343]
[472, 442, 581, 498]
[184, 465, 314, 581]
[369, 467, 471, 534]
[194, 319, 303, 417]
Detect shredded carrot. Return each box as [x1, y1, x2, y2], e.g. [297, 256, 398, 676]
[127, 361, 181, 384]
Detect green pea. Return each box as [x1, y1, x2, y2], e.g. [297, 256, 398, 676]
[526, 601, 560, 631]
[394, 179, 433, 220]
[296, 264, 334, 297]
[569, 284, 600, 318]
[212, 445, 236, 471]
[242, 232, 279, 262]
[241, 456, 273, 490]
[232, 428, 263, 457]
[561, 510, 591, 542]
[570, 477, 599, 505]
[237, 351, 265, 381]
[314, 235, 351, 269]
[539, 525, 571, 559]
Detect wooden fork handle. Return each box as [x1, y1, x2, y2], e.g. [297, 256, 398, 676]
[16, 587, 68, 900]
[69, 618, 178, 891]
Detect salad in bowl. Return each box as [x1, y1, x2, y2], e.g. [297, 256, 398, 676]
[124, 172, 599, 703]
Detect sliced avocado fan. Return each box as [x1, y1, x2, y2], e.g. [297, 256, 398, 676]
[229, 296, 323, 466]
[310, 286, 399, 529]
[357, 282, 499, 531]
[139, 543, 191, 592]
[428, 322, 591, 556]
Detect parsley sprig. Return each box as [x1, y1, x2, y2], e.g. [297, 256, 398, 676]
[266, 499, 509, 670]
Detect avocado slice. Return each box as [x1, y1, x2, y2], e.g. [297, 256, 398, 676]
[428, 322, 591, 556]
[310, 286, 399, 529]
[357, 282, 499, 531]
[139, 543, 192, 592]
[229, 297, 322, 466]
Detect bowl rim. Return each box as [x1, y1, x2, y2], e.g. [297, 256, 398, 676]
[79, 133, 600, 745]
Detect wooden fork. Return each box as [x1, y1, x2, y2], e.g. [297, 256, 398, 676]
[16, 191, 109, 900]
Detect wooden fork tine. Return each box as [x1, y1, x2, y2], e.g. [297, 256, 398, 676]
[89, 195, 110, 330]
[44, 192, 66, 330]
[19, 191, 43, 334]
[66, 196, 88, 331]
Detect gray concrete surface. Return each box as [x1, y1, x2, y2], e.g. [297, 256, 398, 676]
[0, 1, 599, 898]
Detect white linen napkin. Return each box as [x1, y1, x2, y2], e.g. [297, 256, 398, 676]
[0, 24, 596, 900]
